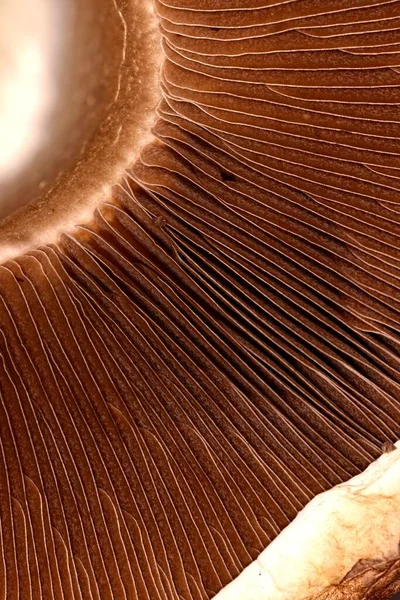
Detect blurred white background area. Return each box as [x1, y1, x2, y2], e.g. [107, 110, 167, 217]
[0, 0, 61, 182]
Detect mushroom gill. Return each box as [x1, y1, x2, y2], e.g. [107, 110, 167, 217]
[0, 1, 400, 599]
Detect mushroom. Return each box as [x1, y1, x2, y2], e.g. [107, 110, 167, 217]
[0, 0, 400, 599]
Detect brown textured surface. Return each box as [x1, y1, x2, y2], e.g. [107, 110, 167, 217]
[317, 557, 400, 599]
[1, 0, 400, 598]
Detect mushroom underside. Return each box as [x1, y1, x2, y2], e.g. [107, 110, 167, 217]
[0, 0, 400, 599]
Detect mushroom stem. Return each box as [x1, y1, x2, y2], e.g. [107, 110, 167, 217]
[215, 442, 400, 600]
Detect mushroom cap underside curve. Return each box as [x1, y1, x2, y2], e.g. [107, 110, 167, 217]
[1, 1, 400, 599]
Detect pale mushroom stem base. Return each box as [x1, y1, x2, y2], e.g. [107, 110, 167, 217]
[215, 442, 400, 600]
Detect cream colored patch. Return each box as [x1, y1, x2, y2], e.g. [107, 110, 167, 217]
[215, 441, 400, 600]
[0, 0, 162, 265]
[0, 0, 59, 180]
